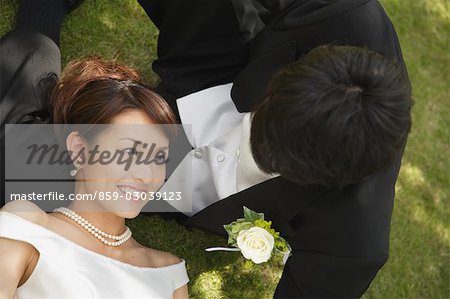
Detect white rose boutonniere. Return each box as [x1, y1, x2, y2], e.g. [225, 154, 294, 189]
[206, 206, 292, 264]
[236, 226, 274, 263]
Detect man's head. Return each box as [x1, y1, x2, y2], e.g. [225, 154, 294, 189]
[251, 45, 412, 187]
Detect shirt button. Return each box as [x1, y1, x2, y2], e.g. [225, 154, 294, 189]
[194, 149, 203, 159]
[217, 154, 225, 162]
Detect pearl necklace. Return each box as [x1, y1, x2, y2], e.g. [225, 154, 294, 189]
[53, 207, 132, 246]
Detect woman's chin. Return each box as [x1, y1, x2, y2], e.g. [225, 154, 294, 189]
[110, 198, 148, 219]
[116, 210, 141, 219]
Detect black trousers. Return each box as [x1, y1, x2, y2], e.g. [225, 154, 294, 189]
[137, 0, 250, 117]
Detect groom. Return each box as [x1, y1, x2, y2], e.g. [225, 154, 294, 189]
[138, 0, 412, 297]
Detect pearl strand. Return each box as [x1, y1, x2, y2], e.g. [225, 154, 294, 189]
[54, 207, 129, 240]
[53, 207, 132, 246]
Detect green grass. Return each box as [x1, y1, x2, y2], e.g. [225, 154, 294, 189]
[1, 0, 449, 298]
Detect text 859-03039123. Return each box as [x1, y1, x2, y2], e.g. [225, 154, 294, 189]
[97, 191, 182, 201]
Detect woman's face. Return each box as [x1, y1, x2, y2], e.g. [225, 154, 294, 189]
[69, 109, 169, 218]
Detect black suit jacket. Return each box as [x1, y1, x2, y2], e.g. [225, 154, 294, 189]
[179, 0, 407, 297]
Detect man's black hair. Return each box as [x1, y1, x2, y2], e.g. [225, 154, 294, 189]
[251, 45, 412, 187]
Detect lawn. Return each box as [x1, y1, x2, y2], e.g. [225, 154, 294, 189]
[1, 0, 448, 298]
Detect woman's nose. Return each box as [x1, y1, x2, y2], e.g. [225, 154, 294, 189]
[131, 164, 154, 185]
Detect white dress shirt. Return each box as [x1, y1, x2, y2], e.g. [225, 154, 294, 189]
[160, 83, 278, 216]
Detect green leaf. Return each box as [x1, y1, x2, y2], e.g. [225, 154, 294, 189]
[224, 221, 253, 246]
[231, 222, 253, 234]
[223, 223, 233, 245]
[224, 222, 238, 245]
[243, 206, 264, 222]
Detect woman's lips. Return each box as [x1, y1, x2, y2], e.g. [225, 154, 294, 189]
[116, 185, 146, 202]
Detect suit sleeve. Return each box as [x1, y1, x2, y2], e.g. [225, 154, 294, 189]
[274, 250, 388, 298]
[0, 29, 60, 207]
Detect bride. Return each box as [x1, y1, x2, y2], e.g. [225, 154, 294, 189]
[0, 57, 189, 299]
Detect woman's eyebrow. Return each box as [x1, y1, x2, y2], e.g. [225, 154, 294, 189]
[155, 146, 169, 152]
[118, 137, 140, 142]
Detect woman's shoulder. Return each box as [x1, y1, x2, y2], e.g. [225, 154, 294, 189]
[141, 247, 189, 294]
[142, 246, 183, 268]
[0, 200, 47, 225]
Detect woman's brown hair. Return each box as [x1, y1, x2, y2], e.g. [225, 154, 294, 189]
[51, 57, 176, 125]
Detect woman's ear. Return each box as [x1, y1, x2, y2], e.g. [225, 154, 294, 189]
[66, 131, 86, 168]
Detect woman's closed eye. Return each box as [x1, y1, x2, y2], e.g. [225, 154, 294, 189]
[154, 152, 168, 164]
[122, 147, 140, 156]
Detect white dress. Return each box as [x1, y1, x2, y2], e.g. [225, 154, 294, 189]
[0, 212, 189, 299]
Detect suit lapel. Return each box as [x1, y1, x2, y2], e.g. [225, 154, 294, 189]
[186, 176, 325, 238]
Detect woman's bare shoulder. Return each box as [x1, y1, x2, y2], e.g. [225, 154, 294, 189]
[143, 246, 183, 268]
[0, 200, 47, 225]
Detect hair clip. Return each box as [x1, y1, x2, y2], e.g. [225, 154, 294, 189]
[117, 80, 133, 89]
